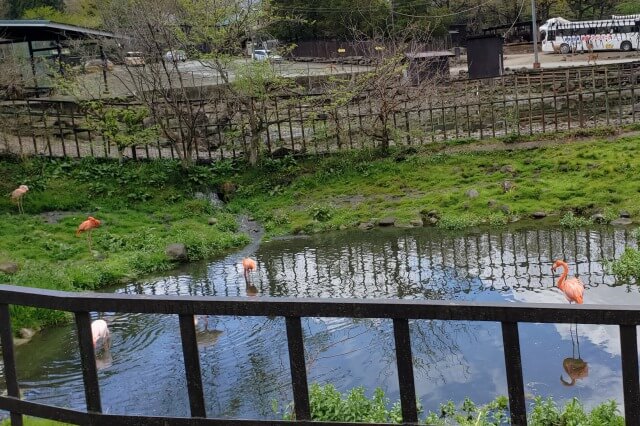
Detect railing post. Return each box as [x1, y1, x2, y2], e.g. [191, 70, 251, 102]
[74, 312, 102, 414]
[178, 314, 206, 418]
[501, 321, 527, 426]
[0, 304, 23, 426]
[620, 325, 640, 426]
[285, 316, 311, 420]
[393, 318, 418, 424]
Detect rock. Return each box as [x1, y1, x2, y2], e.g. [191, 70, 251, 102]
[0, 262, 19, 274]
[620, 210, 631, 218]
[501, 165, 516, 174]
[339, 224, 348, 231]
[462, 202, 470, 210]
[428, 217, 438, 225]
[208, 217, 218, 225]
[488, 199, 498, 208]
[523, 158, 533, 165]
[502, 181, 515, 192]
[465, 189, 479, 198]
[165, 243, 188, 261]
[500, 205, 511, 215]
[378, 217, 396, 227]
[19, 328, 35, 339]
[558, 164, 569, 172]
[591, 213, 606, 223]
[410, 219, 423, 227]
[611, 218, 633, 226]
[358, 222, 374, 230]
[427, 210, 439, 218]
[532, 211, 547, 219]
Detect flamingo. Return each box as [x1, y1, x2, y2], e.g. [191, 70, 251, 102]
[10, 185, 29, 214]
[242, 257, 258, 296]
[551, 259, 585, 304]
[91, 319, 110, 349]
[76, 216, 101, 251]
[561, 324, 589, 386]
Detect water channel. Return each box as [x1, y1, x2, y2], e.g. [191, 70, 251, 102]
[2, 224, 640, 420]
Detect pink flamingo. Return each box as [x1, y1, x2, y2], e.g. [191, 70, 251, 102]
[91, 319, 110, 349]
[10, 185, 29, 214]
[552, 259, 585, 304]
[242, 257, 258, 296]
[76, 216, 101, 251]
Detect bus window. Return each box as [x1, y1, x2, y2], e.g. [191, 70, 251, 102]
[548, 30, 556, 41]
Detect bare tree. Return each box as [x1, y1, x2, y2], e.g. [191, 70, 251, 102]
[96, 0, 276, 167]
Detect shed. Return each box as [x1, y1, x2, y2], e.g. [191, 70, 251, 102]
[0, 20, 119, 95]
[466, 35, 503, 79]
[405, 51, 454, 85]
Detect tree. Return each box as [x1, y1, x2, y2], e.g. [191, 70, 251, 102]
[9, 0, 62, 18]
[96, 0, 273, 167]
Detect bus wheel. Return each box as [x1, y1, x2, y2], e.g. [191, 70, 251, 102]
[621, 41, 633, 52]
[560, 44, 571, 54]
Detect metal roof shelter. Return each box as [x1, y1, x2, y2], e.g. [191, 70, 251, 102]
[0, 20, 118, 95]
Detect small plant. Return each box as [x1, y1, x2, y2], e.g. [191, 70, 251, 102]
[559, 211, 593, 229]
[437, 214, 480, 230]
[308, 204, 334, 222]
[609, 247, 640, 282]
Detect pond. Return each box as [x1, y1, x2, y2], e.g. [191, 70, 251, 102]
[2, 224, 640, 420]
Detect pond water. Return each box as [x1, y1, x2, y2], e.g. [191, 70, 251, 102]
[3, 224, 640, 420]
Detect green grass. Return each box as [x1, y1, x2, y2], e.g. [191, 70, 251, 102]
[0, 418, 71, 426]
[0, 156, 249, 332]
[227, 135, 640, 237]
[276, 384, 624, 425]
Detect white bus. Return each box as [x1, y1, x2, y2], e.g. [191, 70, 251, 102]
[540, 15, 640, 54]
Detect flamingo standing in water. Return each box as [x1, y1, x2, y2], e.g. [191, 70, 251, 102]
[91, 319, 110, 349]
[551, 259, 585, 304]
[10, 185, 29, 214]
[242, 257, 258, 296]
[76, 216, 101, 251]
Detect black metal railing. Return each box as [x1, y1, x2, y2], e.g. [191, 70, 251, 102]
[0, 284, 639, 426]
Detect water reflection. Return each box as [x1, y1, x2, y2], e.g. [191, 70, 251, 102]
[561, 325, 589, 387]
[2, 225, 639, 420]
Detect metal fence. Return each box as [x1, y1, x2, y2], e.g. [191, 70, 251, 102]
[1, 61, 640, 162]
[1, 284, 640, 425]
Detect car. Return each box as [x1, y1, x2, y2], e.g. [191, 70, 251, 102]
[123, 51, 145, 66]
[252, 49, 283, 62]
[165, 50, 187, 62]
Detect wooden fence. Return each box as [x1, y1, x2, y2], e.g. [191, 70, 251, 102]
[1, 285, 640, 425]
[1, 61, 640, 162]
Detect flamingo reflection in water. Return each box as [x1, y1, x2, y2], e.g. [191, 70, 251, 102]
[243, 257, 258, 296]
[561, 324, 589, 386]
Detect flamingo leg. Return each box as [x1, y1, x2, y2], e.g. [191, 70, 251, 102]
[18, 198, 23, 214]
[87, 229, 93, 252]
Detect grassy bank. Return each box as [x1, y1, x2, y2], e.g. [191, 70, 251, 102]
[0, 157, 249, 331]
[226, 133, 640, 236]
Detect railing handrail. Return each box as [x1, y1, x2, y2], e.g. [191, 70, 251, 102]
[1, 283, 640, 426]
[1, 284, 640, 324]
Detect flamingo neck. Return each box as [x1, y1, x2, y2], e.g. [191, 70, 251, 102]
[556, 263, 568, 289]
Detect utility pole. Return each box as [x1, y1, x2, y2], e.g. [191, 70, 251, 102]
[532, 0, 540, 68]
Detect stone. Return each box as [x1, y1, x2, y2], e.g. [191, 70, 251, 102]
[378, 217, 396, 227]
[500, 205, 511, 215]
[462, 202, 470, 210]
[558, 164, 569, 172]
[488, 199, 498, 208]
[502, 181, 515, 192]
[410, 219, 423, 227]
[465, 189, 479, 198]
[591, 213, 606, 223]
[532, 211, 547, 219]
[0, 262, 19, 274]
[620, 210, 631, 218]
[358, 222, 374, 230]
[19, 328, 35, 339]
[501, 165, 516, 174]
[339, 224, 348, 231]
[611, 218, 633, 226]
[428, 217, 438, 225]
[427, 210, 439, 218]
[208, 217, 218, 225]
[165, 243, 188, 261]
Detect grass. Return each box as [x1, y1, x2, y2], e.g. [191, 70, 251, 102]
[0, 156, 249, 332]
[226, 134, 640, 237]
[275, 383, 624, 425]
[0, 417, 71, 426]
